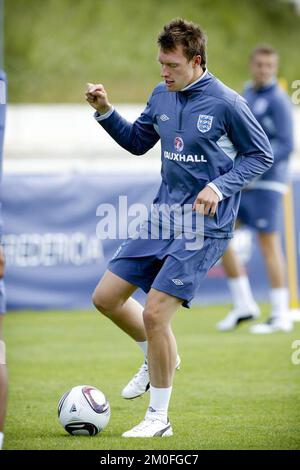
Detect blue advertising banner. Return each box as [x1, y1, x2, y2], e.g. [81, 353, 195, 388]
[2, 172, 300, 310]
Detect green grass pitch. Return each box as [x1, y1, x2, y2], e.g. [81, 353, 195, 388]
[3, 305, 300, 450]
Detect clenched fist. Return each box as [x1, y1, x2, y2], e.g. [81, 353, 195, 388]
[193, 186, 220, 217]
[85, 83, 112, 114]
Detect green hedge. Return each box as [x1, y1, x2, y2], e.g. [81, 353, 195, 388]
[4, 0, 300, 102]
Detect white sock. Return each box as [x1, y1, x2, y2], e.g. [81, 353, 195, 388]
[147, 385, 172, 422]
[137, 341, 148, 361]
[228, 276, 256, 311]
[270, 288, 289, 319]
[0, 432, 4, 450]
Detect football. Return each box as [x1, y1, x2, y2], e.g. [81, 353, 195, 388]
[58, 385, 110, 436]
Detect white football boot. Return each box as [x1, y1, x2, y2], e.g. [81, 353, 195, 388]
[121, 354, 181, 400]
[249, 316, 293, 334]
[122, 408, 173, 438]
[217, 305, 260, 331]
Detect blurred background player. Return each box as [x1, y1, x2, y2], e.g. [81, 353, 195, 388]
[0, 68, 7, 450]
[217, 45, 294, 334]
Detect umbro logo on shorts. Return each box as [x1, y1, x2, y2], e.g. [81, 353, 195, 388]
[160, 114, 170, 121]
[171, 279, 184, 286]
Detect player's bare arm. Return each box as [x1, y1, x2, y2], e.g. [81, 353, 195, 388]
[85, 82, 112, 114]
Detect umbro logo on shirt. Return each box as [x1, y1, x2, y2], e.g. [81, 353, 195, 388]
[160, 114, 170, 121]
[172, 279, 184, 286]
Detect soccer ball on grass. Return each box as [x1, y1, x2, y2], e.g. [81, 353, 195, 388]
[58, 385, 110, 436]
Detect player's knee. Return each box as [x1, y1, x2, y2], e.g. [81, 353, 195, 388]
[262, 246, 275, 261]
[143, 303, 164, 332]
[0, 340, 6, 365]
[92, 289, 119, 317]
[92, 290, 109, 314]
[259, 234, 280, 258]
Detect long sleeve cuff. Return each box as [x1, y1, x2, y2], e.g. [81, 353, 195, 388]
[94, 107, 115, 122]
[207, 182, 223, 201]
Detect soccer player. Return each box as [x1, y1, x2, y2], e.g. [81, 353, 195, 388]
[86, 19, 273, 437]
[0, 68, 7, 450]
[217, 45, 294, 334]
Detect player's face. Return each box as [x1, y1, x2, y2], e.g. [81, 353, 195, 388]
[250, 53, 278, 87]
[158, 46, 201, 91]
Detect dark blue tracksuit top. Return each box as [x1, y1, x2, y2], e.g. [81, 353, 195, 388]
[95, 70, 273, 238]
[243, 80, 293, 193]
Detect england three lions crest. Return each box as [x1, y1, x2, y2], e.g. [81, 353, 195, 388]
[197, 114, 214, 133]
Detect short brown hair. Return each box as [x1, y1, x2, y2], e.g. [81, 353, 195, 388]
[157, 18, 207, 67]
[250, 44, 278, 60]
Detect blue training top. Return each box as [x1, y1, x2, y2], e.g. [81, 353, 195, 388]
[95, 70, 273, 238]
[243, 80, 294, 193]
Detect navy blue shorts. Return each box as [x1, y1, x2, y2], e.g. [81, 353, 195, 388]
[238, 189, 283, 232]
[108, 229, 229, 308]
[0, 279, 6, 314]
